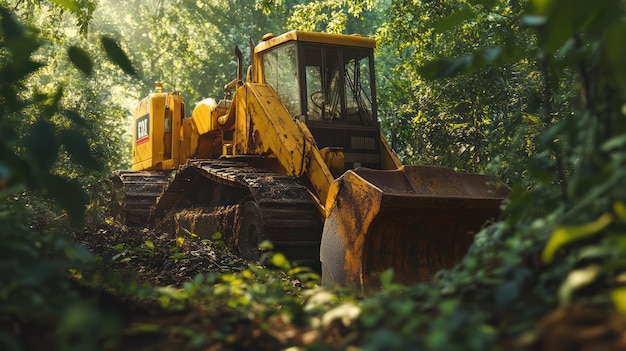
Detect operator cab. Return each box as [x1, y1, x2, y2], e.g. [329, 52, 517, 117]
[256, 31, 381, 170]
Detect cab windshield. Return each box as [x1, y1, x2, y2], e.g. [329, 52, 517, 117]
[261, 42, 376, 126]
[262, 43, 301, 116]
[303, 45, 375, 126]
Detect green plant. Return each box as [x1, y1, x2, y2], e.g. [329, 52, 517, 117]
[0, 2, 147, 349]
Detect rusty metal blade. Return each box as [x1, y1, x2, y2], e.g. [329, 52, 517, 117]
[320, 165, 509, 290]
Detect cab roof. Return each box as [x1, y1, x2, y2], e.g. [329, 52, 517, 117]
[254, 30, 376, 54]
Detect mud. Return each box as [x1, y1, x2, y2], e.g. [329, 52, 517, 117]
[159, 205, 241, 252]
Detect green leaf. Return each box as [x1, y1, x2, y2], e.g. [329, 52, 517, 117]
[100, 36, 137, 76]
[46, 174, 86, 224]
[542, 213, 613, 264]
[482, 47, 502, 63]
[0, 149, 29, 192]
[0, 81, 20, 112]
[155, 286, 187, 299]
[439, 299, 460, 314]
[495, 268, 532, 307]
[522, 113, 543, 125]
[259, 240, 274, 251]
[63, 109, 89, 128]
[606, 20, 626, 83]
[64, 244, 95, 263]
[602, 134, 626, 152]
[496, 279, 522, 306]
[60, 129, 102, 170]
[127, 323, 162, 333]
[613, 202, 626, 223]
[144, 239, 155, 251]
[0, 8, 40, 62]
[50, 0, 78, 11]
[418, 56, 473, 79]
[433, 8, 475, 33]
[0, 61, 44, 87]
[612, 286, 626, 315]
[0, 7, 25, 41]
[379, 269, 394, 289]
[271, 253, 291, 269]
[466, 0, 497, 7]
[529, 0, 551, 15]
[67, 46, 93, 76]
[26, 120, 58, 174]
[521, 14, 547, 27]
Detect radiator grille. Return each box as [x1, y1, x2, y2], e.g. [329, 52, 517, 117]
[351, 136, 376, 150]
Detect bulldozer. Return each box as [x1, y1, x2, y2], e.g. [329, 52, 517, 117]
[111, 31, 509, 290]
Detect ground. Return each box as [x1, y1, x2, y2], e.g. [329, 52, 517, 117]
[69, 222, 626, 351]
[76, 222, 247, 287]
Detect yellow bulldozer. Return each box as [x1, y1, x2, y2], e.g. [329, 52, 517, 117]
[111, 31, 509, 290]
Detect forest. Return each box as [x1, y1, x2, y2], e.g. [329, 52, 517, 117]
[1, 0, 626, 350]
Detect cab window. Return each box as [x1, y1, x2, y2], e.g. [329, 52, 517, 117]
[262, 43, 301, 117]
[301, 44, 374, 125]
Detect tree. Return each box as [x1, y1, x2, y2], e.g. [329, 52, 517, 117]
[257, 0, 381, 34]
[376, 0, 550, 185]
[383, 0, 626, 347]
[94, 0, 293, 104]
[0, 1, 142, 348]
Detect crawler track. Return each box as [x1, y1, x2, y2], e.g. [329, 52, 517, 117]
[110, 171, 169, 226]
[113, 160, 323, 266]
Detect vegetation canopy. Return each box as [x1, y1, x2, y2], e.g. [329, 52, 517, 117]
[1, 0, 625, 350]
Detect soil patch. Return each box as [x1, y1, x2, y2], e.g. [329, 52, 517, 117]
[75, 222, 247, 287]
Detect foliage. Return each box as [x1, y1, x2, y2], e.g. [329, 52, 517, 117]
[258, 0, 382, 35]
[3, 0, 97, 34]
[377, 0, 540, 184]
[1, 3, 100, 222]
[3, 0, 626, 350]
[92, 0, 293, 105]
[0, 1, 141, 349]
[357, 0, 626, 348]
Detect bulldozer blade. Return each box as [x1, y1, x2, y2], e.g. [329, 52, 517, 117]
[320, 165, 509, 290]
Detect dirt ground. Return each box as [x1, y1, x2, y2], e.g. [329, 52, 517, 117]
[73, 223, 262, 350]
[75, 222, 247, 287]
[71, 221, 340, 351]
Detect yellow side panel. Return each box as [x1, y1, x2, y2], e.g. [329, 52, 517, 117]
[236, 84, 306, 175]
[167, 94, 184, 168]
[179, 118, 196, 161]
[379, 132, 403, 170]
[190, 99, 217, 135]
[227, 83, 334, 208]
[132, 93, 184, 171]
[132, 95, 154, 171]
[319, 147, 345, 178]
[234, 85, 250, 155]
[295, 119, 334, 206]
